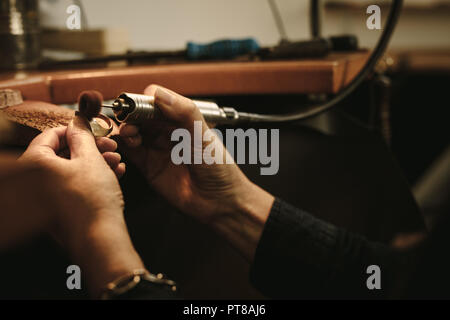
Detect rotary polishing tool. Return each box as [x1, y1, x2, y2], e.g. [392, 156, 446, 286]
[78, 90, 254, 137]
[102, 92, 245, 126]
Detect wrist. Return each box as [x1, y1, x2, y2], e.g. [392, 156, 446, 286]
[209, 181, 275, 262]
[71, 213, 145, 297]
[235, 182, 275, 225]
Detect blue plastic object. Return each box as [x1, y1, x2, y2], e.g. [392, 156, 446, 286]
[186, 38, 260, 60]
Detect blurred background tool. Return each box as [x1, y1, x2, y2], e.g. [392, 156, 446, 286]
[40, 28, 129, 58]
[38, 38, 260, 68]
[259, 35, 358, 60]
[309, 0, 322, 39]
[0, 0, 41, 70]
[267, 0, 289, 44]
[263, 0, 356, 60]
[38, 35, 358, 69]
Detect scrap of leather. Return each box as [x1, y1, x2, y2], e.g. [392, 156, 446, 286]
[0, 100, 119, 142]
[0, 89, 118, 137]
[0, 88, 74, 132]
[1, 101, 75, 131]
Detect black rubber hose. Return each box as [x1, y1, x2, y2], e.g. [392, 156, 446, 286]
[239, 0, 403, 123]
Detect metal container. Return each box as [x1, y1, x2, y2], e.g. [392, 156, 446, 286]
[0, 0, 40, 70]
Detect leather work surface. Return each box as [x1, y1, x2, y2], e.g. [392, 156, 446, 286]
[0, 89, 74, 136]
[1, 100, 75, 132]
[0, 91, 119, 144]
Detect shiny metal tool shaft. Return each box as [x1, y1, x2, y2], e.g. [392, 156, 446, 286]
[103, 92, 241, 125]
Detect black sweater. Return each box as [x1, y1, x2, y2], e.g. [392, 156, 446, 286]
[116, 198, 450, 299]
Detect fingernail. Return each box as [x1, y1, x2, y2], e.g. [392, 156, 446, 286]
[156, 88, 175, 106]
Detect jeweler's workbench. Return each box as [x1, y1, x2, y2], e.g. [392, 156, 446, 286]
[0, 52, 369, 104]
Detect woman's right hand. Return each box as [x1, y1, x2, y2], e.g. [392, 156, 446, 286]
[119, 85, 275, 261]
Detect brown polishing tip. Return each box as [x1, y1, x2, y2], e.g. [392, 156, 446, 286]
[78, 90, 103, 120]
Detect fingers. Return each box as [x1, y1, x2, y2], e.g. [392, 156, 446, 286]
[114, 162, 126, 179]
[26, 126, 67, 157]
[120, 123, 139, 137]
[119, 124, 142, 148]
[101, 151, 126, 179]
[143, 84, 158, 96]
[102, 151, 126, 179]
[102, 151, 121, 169]
[121, 84, 210, 152]
[25, 123, 117, 160]
[66, 114, 101, 159]
[96, 137, 118, 153]
[123, 135, 142, 148]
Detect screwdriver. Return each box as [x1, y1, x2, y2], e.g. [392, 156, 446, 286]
[39, 38, 260, 68]
[187, 35, 358, 60]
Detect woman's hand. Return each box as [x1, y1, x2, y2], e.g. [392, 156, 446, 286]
[18, 114, 144, 297]
[119, 85, 275, 261]
[19, 115, 125, 245]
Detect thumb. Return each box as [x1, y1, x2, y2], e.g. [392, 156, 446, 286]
[66, 113, 100, 159]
